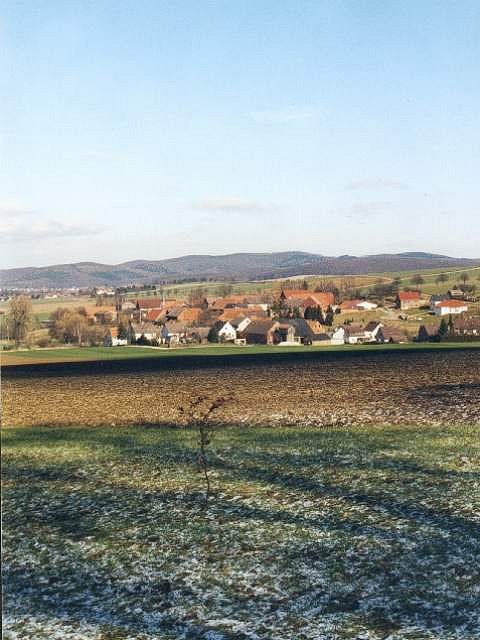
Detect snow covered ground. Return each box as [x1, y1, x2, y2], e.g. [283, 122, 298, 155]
[3, 424, 480, 639]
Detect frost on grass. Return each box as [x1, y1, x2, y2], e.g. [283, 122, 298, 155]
[2, 423, 480, 639]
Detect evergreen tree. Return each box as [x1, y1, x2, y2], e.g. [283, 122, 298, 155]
[117, 322, 128, 340]
[324, 306, 334, 326]
[448, 314, 455, 335]
[207, 327, 219, 343]
[438, 318, 448, 340]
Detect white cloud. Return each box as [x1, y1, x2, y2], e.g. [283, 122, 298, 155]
[0, 203, 103, 242]
[249, 106, 318, 124]
[191, 198, 271, 214]
[345, 178, 411, 191]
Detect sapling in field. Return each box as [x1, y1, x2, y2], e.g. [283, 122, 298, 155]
[179, 394, 233, 505]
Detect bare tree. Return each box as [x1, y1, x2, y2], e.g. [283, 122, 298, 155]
[6, 296, 33, 347]
[435, 273, 448, 284]
[179, 394, 233, 506]
[410, 274, 424, 287]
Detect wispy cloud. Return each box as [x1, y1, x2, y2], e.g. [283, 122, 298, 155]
[0, 203, 103, 242]
[0, 203, 33, 220]
[249, 106, 318, 124]
[345, 178, 411, 191]
[345, 201, 392, 219]
[191, 198, 271, 214]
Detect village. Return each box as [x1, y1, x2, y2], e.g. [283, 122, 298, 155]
[11, 281, 472, 351]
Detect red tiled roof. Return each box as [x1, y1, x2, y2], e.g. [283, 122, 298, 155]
[339, 299, 363, 310]
[136, 298, 164, 309]
[144, 309, 163, 321]
[178, 307, 203, 322]
[397, 291, 420, 300]
[282, 289, 334, 308]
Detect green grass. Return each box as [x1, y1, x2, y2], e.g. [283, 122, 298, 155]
[3, 423, 479, 639]
[3, 341, 480, 366]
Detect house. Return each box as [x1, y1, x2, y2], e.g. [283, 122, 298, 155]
[274, 323, 297, 344]
[230, 315, 251, 333]
[245, 295, 269, 311]
[163, 321, 188, 344]
[344, 323, 366, 344]
[103, 328, 128, 347]
[331, 326, 347, 345]
[129, 322, 161, 342]
[120, 301, 136, 311]
[305, 319, 326, 334]
[165, 305, 187, 321]
[433, 300, 468, 316]
[136, 298, 164, 311]
[144, 309, 163, 323]
[450, 317, 480, 337]
[219, 307, 247, 322]
[396, 291, 421, 310]
[280, 289, 335, 310]
[339, 300, 378, 312]
[363, 321, 383, 342]
[177, 307, 203, 325]
[216, 321, 237, 343]
[448, 289, 465, 300]
[277, 318, 321, 345]
[429, 295, 447, 312]
[242, 320, 279, 344]
[379, 325, 408, 343]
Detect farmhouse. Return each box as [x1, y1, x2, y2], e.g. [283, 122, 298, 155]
[344, 323, 367, 344]
[450, 317, 480, 337]
[363, 321, 384, 342]
[103, 328, 128, 347]
[280, 289, 335, 310]
[177, 307, 203, 325]
[331, 326, 347, 345]
[339, 300, 378, 312]
[136, 298, 164, 311]
[129, 322, 161, 342]
[163, 321, 188, 344]
[216, 321, 237, 343]
[448, 289, 465, 300]
[274, 323, 297, 344]
[242, 320, 279, 344]
[379, 325, 408, 343]
[396, 291, 421, 310]
[144, 309, 163, 323]
[277, 318, 327, 345]
[433, 299, 468, 316]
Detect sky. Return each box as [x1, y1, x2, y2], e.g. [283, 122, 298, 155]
[1, 0, 479, 269]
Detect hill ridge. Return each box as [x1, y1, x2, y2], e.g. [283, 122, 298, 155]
[1, 251, 478, 289]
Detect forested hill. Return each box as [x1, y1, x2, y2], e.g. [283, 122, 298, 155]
[1, 251, 478, 289]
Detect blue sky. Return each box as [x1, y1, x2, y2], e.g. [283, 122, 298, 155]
[1, 1, 479, 268]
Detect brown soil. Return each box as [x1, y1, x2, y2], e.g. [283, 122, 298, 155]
[3, 351, 480, 428]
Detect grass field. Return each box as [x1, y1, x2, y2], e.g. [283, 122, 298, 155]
[3, 341, 480, 367]
[2, 423, 479, 639]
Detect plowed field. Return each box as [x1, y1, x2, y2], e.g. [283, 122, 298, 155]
[3, 350, 480, 427]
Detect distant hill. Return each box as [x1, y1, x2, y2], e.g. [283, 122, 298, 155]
[1, 251, 478, 289]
